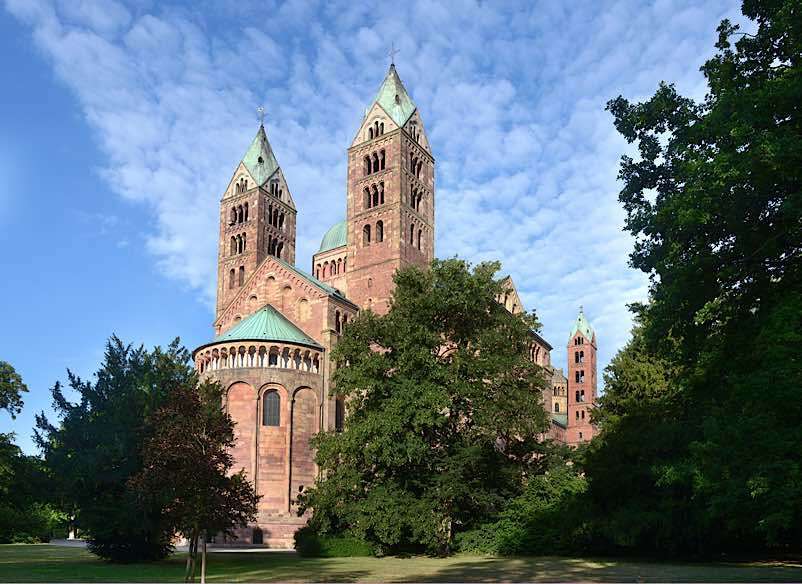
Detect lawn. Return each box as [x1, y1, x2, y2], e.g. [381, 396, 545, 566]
[0, 544, 800, 582]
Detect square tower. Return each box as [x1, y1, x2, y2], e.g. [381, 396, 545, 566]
[216, 125, 297, 318]
[566, 308, 598, 444]
[344, 65, 435, 314]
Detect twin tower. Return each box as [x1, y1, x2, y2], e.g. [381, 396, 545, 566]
[214, 63, 435, 324]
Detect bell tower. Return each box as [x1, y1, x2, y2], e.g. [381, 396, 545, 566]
[216, 123, 298, 318]
[566, 307, 598, 444]
[344, 64, 435, 314]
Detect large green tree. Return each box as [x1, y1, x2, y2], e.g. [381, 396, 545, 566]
[300, 259, 552, 555]
[589, 0, 802, 554]
[131, 380, 259, 582]
[36, 337, 194, 562]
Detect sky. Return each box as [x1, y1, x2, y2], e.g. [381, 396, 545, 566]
[0, 0, 744, 453]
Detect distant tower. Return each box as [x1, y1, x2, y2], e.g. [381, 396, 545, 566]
[566, 307, 597, 444]
[216, 124, 297, 319]
[343, 64, 435, 314]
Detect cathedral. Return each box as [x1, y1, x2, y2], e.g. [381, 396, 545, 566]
[192, 65, 598, 547]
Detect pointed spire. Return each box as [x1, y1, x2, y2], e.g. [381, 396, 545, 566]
[242, 124, 280, 187]
[371, 64, 417, 127]
[569, 307, 595, 343]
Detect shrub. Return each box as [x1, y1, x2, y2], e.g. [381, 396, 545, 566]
[455, 465, 592, 555]
[295, 525, 373, 557]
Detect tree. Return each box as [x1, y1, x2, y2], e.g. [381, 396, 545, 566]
[0, 361, 28, 418]
[130, 379, 259, 583]
[591, 0, 802, 554]
[299, 259, 551, 555]
[35, 337, 194, 562]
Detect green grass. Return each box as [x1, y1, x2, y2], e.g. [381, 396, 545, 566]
[0, 544, 800, 582]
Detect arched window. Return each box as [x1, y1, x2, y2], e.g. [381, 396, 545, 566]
[376, 220, 384, 242]
[379, 122, 384, 135]
[417, 229, 422, 250]
[364, 187, 371, 209]
[230, 208, 237, 224]
[335, 310, 341, 334]
[242, 233, 247, 252]
[335, 399, 345, 432]
[580, 370, 585, 383]
[576, 411, 580, 421]
[580, 350, 584, 363]
[581, 410, 585, 420]
[238, 266, 245, 286]
[363, 224, 371, 246]
[410, 224, 415, 244]
[380, 149, 386, 170]
[575, 372, 580, 384]
[229, 269, 236, 289]
[364, 156, 370, 176]
[417, 160, 423, 178]
[574, 351, 579, 364]
[374, 120, 379, 136]
[555, 403, 560, 413]
[263, 391, 280, 426]
[368, 127, 374, 140]
[372, 185, 379, 207]
[380, 182, 385, 204]
[279, 213, 284, 230]
[230, 236, 236, 255]
[372, 152, 379, 173]
[244, 203, 249, 221]
[581, 389, 585, 401]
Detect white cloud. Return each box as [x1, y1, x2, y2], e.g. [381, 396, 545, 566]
[4, 0, 745, 376]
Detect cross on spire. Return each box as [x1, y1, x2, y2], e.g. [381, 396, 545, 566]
[256, 105, 266, 127]
[388, 42, 399, 66]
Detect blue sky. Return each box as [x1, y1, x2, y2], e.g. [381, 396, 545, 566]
[0, 0, 743, 453]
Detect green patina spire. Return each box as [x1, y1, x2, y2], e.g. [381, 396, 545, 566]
[242, 124, 280, 187]
[569, 306, 595, 343]
[371, 64, 417, 128]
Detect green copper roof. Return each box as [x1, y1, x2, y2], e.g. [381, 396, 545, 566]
[372, 64, 417, 128]
[552, 413, 568, 428]
[319, 220, 347, 252]
[214, 304, 322, 349]
[242, 125, 280, 187]
[569, 307, 595, 343]
[273, 257, 356, 308]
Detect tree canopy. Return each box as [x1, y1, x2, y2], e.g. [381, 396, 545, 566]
[0, 361, 28, 419]
[35, 337, 193, 561]
[587, 0, 802, 555]
[300, 258, 553, 555]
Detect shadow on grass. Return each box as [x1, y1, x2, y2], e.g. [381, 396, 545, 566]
[1, 545, 801, 583]
[400, 554, 802, 583]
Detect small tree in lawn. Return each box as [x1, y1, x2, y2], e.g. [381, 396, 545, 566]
[131, 379, 259, 583]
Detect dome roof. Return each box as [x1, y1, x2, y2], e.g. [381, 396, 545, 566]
[319, 220, 347, 253]
[213, 305, 322, 349]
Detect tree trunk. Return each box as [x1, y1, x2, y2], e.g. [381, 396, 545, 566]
[189, 530, 199, 583]
[200, 531, 208, 584]
[184, 530, 196, 583]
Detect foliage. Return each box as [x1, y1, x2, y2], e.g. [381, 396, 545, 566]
[35, 336, 194, 562]
[455, 462, 590, 555]
[0, 361, 28, 418]
[130, 379, 259, 582]
[590, 0, 802, 556]
[299, 258, 552, 555]
[294, 525, 374, 557]
[0, 433, 67, 543]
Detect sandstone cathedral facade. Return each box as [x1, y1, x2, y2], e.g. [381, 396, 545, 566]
[192, 65, 598, 547]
